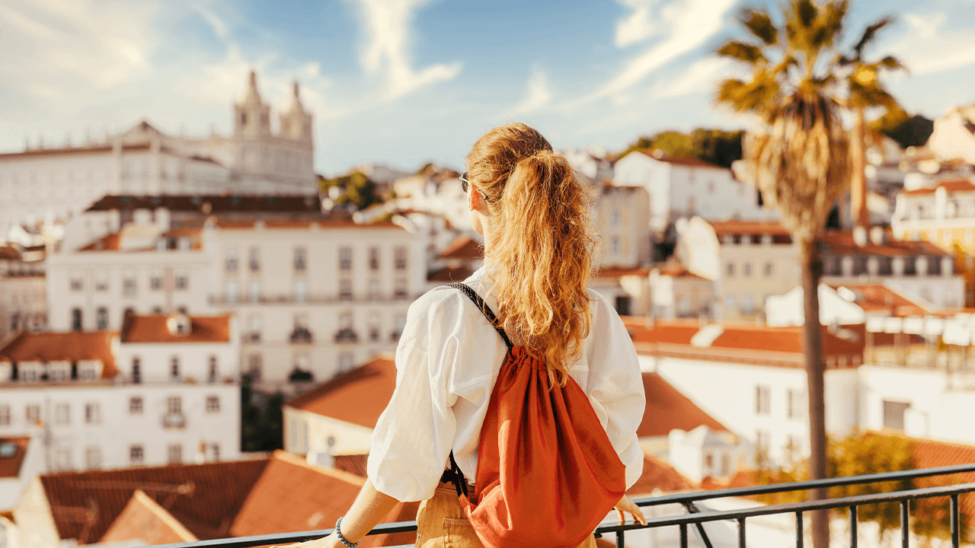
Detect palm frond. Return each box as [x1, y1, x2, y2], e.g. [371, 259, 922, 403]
[742, 9, 779, 46]
[716, 40, 767, 65]
[877, 55, 907, 73]
[853, 17, 893, 58]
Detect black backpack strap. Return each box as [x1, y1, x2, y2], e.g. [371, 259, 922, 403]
[448, 282, 513, 349]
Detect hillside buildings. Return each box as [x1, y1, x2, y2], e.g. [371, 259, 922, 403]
[0, 245, 46, 341]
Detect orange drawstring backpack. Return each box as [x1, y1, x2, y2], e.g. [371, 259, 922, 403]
[445, 283, 626, 548]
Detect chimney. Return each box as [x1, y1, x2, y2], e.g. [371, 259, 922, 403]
[853, 226, 868, 247]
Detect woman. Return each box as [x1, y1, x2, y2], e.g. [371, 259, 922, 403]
[300, 123, 646, 548]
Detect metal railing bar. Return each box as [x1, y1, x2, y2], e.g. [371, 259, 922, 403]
[901, 500, 909, 548]
[850, 505, 857, 548]
[951, 493, 960, 548]
[679, 523, 688, 548]
[631, 463, 975, 508]
[682, 502, 715, 548]
[615, 528, 625, 548]
[796, 511, 803, 548]
[737, 517, 746, 548]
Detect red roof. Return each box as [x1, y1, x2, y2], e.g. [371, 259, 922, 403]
[332, 454, 368, 477]
[638, 373, 728, 437]
[286, 356, 396, 429]
[636, 151, 724, 169]
[211, 218, 405, 231]
[0, 246, 21, 260]
[99, 490, 198, 545]
[0, 331, 119, 378]
[39, 458, 270, 543]
[594, 266, 651, 279]
[121, 314, 231, 344]
[710, 220, 792, 239]
[821, 230, 950, 258]
[427, 265, 475, 283]
[79, 233, 121, 252]
[438, 235, 483, 260]
[655, 266, 709, 280]
[230, 451, 416, 548]
[830, 284, 931, 317]
[0, 437, 30, 479]
[627, 454, 696, 495]
[901, 179, 975, 196]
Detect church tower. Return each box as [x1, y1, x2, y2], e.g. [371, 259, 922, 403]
[280, 81, 314, 143]
[234, 70, 271, 138]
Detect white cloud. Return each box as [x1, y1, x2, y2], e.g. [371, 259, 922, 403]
[191, 2, 230, 39]
[651, 56, 736, 98]
[590, 0, 737, 101]
[508, 70, 553, 117]
[353, 0, 461, 100]
[886, 12, 975, 76]
[615, 0, 658, 47]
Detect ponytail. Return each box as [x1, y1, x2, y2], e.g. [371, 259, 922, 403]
[466, 124, 596, 385]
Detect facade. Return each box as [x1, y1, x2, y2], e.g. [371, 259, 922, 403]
[203, 218, 424, 389]
[892, 178, 975, 306]
[0, 71, 316, 233]
[613, 151, 772, 234]
[648, 265, 715, 320]
[592, 185, 652, 268]
[0, 246, 47, 341]
[675, 217, 800, 322]
[766, 283, 934, 328]
[927, 105, 975, 164]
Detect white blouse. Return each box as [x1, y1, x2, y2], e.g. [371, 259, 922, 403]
[367, 266, 646, 503]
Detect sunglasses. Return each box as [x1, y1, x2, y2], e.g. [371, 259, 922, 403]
[460, 172, 470, 193]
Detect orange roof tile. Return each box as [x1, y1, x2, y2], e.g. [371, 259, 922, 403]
[821, 230, 950, 258]
[0, 331, 119, 378]
[121, 314, 231, 344]
[655, 266, 709, 280]
[79, 233, 121, 252]
[286, 356, 396, 429]
[636, 151, 724, 169]
[901, 179, 975, 196]
[830, 284, 931, 317]
[40, 458, 270, 543]
[595, 266, 651, 279]
[627, 454, 696, 495]
[0, 437, 31, 479]
[211, 218, 405, 231]
[332, 454, 368, 477]
[0, 246, 21, 260]
[230, 451, 416, 548]
[709, 220, 792, 239]
[638, 373, 728, 437]
[427, 265, 475, 283]
[100, 490, 199, 545]
[438, 235, 483, 260]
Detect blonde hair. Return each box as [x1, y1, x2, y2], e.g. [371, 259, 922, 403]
[466, 123, 596, 385]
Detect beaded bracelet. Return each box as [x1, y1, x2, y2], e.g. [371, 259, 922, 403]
[334, 517, 359, 548]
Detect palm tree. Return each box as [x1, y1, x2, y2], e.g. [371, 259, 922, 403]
[715, 1, 857, 546]
[840, 17, 905, 228]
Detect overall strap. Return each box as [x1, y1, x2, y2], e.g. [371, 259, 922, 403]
[448, 282, 513, 349]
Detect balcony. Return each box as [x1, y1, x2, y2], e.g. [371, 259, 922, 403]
[333, 328, 359, 344]
[289, 327, 313, 344]
[153, 464, 975, 548]
[161, 413, 186, 429]
[243, 332, 261, 343]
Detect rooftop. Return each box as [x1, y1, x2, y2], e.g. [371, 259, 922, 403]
[820, 230, 950, 258]
[121, 314, 232, 344]
[638, 373, 728, 438]
[901, 179, 975, 196]
[0, 331, 119, 378]
[87, 194, 322, 214]
[209, 218, 406, 231]
[594, 266, 651, 280]
[830, 284, 932, 317]
[427, 265, 475, 283]
[636, 150, 725, 170]
[285, 356, 397, 429]
[438, 235, 483, 260]
[627, 454, 696, 496]
[709, 220, 792, 238]
[0, 437, 31, 479]
[100, 490, 199, 545]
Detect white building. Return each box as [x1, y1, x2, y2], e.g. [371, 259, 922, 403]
[592, 185, 652, 268]
[766, 283, 935, 328]
[613, 151, 772, 234]
[927, 105, 975, 164]
[0, 325, 239, 481]
[0, 245, 47, 341]
[0, 70, 316, 234]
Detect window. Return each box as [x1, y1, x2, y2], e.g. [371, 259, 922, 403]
[86, 447, 101, 470]
[175, 272, 188, 290]
[96, 307, 108, 330]
[225, 279, 239, 303]
[928, 256, 942, 276]
[247, 353, 263, 380]
[721, 454, 730, 476]
[206, 396, 220, 413]
[208, 356, 218, 383]
[150, 271, 164, 290]
[55, 403, 70, 425]
[339, 279, 353, 300]
[878, 256, 893, 276]
[95, 273, 109, 291]
[70, 274, 83, 291]
[610, 209, 621, 228]
[726, 262, 735, 277]
[210, 443, 220, 461]
[71, 308, 83, 331]
[170, 356, 180, 379]
[129, 397, 143, 414]
[394, 279, 408, 299]
[741, 294, 755, 315]
[167, 396, 182, 415]
[248, 279, 261, 303]
[883, 400, 911, 431]
[755, 385, 771, 416]
[85, 403, 100, 424]
[339, 247, 353, 271]
[787, 389, 806, 420]
[168, 444, 182, 464]
[130, 445, 144, 464]
[369, 313, 381, 342]
[225, 248, 238, 272]
[755, 430, 770, 459]
[293, 279, 307, 302]
[617, 296, 632, 316]
[131, 357, 142, 384]
[394, 247, 408, 270]
[0, 405, 9, 426]
[123, 273, 136, 297]
[743, 262, 752, 277]
[294, 247, 307, 271]
[26, 405, 40, 424]
[249, 247, 261, 272]
[610, 236, 622, 256]
[764, 262, 774, 277]
[369, 247, 380, 271]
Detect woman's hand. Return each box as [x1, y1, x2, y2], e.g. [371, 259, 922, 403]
[614, 494, 647, 526]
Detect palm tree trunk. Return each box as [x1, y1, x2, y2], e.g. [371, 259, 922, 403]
[850, 108, 869, 229]
[801, 238, 829, 548]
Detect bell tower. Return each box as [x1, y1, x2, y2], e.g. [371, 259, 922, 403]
[234, 70, 271, 138]
[279, 81, 314, 143]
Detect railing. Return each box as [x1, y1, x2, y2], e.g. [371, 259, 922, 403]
[153, 464, 975, 548]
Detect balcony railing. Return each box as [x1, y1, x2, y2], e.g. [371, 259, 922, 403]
[161, 413, 186, 429]
[153, 463, 975, 548]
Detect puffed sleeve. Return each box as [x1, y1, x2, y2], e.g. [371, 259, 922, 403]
[367, 289, 462, 502]
[584, 291, 646, 489]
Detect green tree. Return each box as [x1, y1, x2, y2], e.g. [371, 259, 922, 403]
[871, 109, 934, 149]
[714, 2, 874, 545]
[617, 129, 744, 168]
[319, 171, 383, 210]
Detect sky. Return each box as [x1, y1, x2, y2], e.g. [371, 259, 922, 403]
[1, 0, 974, 175]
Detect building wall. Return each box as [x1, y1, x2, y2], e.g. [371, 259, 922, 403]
[0, 271, 47, 341]
[282, 407, 373, 457]
[117, 338, 239, 385]
[718, 239, 801, 322]
[594, 186, 651, 268]
[11, 477, 60, 548]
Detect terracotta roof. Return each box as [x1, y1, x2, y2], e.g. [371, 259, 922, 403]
[100, 490, 199, 545]
[121, 314, 231, 344]
[627, 454, 696, 495]
[636, 151, 724, 170]
[638, 373, 728, 437]
[0, 331, 119, 378]
[40, 457, 270, 543]
[0, 437, 31, 479]
[427, 265, 475, 283]
[655, 266, 709, 280]
[87, 194, 323, 214]
[230, 451, 417, 548]
[438, 236, 483, 260]
[621, 318, 866, 368]
[79, 233, 121, 252]
[820, 230, 950, 258]
[286, 356, 396, 429]
[332, 454, 368, 477]
[211, 218, 404, 231]
[0, 246, 21, 260]
[830, 284, 931, 317]
[710, 220, 792, 238]
[901, 179, 975, 196]
[594, 266, 651, 279]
